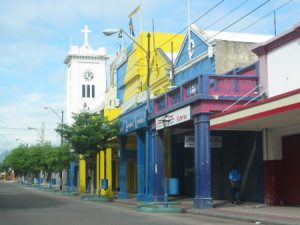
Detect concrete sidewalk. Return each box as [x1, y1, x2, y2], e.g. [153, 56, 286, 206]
[114, 196, 300, 225]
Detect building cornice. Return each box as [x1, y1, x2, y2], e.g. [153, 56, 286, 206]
[64, 54, 109, 65]
[253, 22, 300, 56]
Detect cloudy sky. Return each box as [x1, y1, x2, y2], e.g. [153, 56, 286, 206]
[0, 0, 300, 153]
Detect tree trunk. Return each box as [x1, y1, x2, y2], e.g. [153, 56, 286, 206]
[60, 170, 63, 190]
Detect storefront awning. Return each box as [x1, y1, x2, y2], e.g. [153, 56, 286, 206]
[210, 89, 300, 131]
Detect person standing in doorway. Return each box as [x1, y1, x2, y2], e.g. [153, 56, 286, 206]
[86, 175, 91, 193]
[229, 165, 241, 204]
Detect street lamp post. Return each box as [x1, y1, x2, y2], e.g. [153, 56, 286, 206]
[42, 106, 65, 191]
[161, 115, 171, 207]
[103, 28, 151, 200]
[28, 123, 45, 143]
[42, 106, 64, 144]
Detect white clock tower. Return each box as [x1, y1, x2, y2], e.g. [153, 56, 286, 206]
[64, 25, 108, 123]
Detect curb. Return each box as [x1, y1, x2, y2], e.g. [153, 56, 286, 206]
[186, 209, 300, 225]
[137, 201, 184, 214]
[137, 206, 183, 213]
[80, 194, 114, 202]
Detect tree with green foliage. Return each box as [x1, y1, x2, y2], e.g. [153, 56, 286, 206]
[1, 144, 30, 176]
[55, 112, 119, 192]
[2, 143, 76, 186]
[43, 143, 76, 188]
[55, 112, 119, 157]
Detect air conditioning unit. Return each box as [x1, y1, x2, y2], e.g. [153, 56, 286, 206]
[115, 98, 121, 107]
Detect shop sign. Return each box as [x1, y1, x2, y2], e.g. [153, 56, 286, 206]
[182, 135, 222, 148]
[156, 105, 191, 130]
[120, 105, 147, 134]
[184, 135, 194, 148]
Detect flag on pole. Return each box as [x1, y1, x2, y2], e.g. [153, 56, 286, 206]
[129, 17, 135, 37]
[128, 4, 141, 18]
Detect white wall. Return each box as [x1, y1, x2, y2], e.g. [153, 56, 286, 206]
[267, 39, 300, 97]
[263, 124, 300, 161]
[66, 51, 107, 124]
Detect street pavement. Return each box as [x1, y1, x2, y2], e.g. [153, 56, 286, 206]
[2, 182, 300, 225]
[114, 196, 300, 225]
[0, 181, 252, 225]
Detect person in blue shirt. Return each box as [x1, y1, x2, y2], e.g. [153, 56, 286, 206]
[228, 165, 241, 204]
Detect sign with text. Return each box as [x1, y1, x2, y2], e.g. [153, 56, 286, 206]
[184, 135, 194, 148]
[120, 105, 147, 134]
[156, 105, 191, 130]
[182, 135, 222, 148]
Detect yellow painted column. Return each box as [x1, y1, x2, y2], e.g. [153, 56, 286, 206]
[116, 159, 120, 190]
[79, 155, 86, 193]
[100, 150, 106, 196]
[106, 148, 113, 197]
[96, 152, 100, 195]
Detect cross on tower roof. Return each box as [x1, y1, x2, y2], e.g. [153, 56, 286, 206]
[81, 25, 91, 46]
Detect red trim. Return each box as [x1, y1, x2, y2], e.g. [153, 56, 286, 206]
[211, 88, 300, 119]
[210, 102, 300, 129]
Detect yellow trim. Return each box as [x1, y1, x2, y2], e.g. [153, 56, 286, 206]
[100, 151, 106, 196]
[115, 158, 120, 190]
[79, 155, 86, 193]
[123, 32, 184, 104]
[96, 152, 100, 195]
[106, 148, 113, 197]
[104, 108, 121, 121]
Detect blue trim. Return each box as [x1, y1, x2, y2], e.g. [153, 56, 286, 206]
[118, 136, 128, 199]
[175, 31, 210, 68]
[194, 113, 213, 208]
[152, 130, 164, 201]
[120, 104, 147, 134]
[116, 60, 128, 103]
[136, 131, 145, 201]
[69, 161, 76, 190]
[145, 127, 153, 201]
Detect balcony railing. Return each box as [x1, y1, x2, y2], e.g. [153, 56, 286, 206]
[153, 74, 258, 113]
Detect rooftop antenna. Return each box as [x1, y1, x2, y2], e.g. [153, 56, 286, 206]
[273, 10, 277, 36]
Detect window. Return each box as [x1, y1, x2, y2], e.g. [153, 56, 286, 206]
[92, 85, 95, 98]
[87, 85, 90, 98]
[186, 81, 198, 97]
[170, 90, 181, 105]
[156, 97, 166, 112]
[82, 85, 85, 98]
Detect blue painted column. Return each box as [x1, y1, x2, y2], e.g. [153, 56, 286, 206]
[152, 130, 164, 201]
[194, 113, 213, 208]
[69, 161, 76, 191]
[136, 131, 145, 201]
[145, 127, 153, 201]
[118, 136, 128, 198]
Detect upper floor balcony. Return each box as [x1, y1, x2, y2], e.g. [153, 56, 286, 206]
[152, 73, 259, 114]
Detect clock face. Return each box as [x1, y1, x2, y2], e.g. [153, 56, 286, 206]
[84, 71, 94, 81]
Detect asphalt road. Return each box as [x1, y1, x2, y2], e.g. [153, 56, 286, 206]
[0, 182, 251, 225]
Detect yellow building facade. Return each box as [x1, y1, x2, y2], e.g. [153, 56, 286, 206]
[86, 32, 184, 198]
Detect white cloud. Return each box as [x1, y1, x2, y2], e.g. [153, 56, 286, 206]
[1, 0, 300, 156]
[0, 91, 64, 154]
